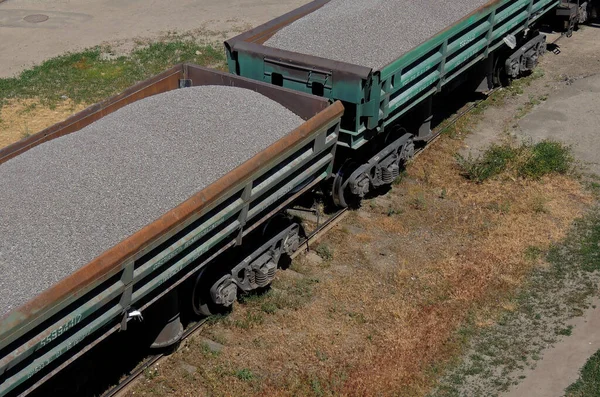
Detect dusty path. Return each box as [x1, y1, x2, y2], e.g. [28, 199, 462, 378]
[517, 74, 600, 175]
[0, 0, 309, 78]
[504, 298, 600, 397]
[498, 33, 600, 397]
[462, 26, 600, 159]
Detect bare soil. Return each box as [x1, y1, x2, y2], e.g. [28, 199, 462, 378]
[0, 99, 86, 149]
[504, 298, 600, 397]
[462, 26, 600, 159]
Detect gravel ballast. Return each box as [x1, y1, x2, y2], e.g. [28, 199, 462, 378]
[265, 0, 492, 70]
[0, 86, 303, 316]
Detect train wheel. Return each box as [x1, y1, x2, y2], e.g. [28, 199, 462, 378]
[332, 160, 363, 208]
[493, 52, 511, 87]
[191, 266, 236, 316]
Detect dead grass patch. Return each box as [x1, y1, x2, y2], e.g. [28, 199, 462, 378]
[0, 98, 86, 149]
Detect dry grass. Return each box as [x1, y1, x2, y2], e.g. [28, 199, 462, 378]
[0, 98, 87, 149]
[127, 121, 593, 397]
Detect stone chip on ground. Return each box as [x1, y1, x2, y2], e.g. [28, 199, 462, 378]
[0, 85, 304, 317]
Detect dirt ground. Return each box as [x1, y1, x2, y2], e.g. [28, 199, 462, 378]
[517, 74, 600, 176]
[0, 99, 87, 148]
[442, 26, 600, 397]
[494, 29, 600, 397]
[0, 0, 309, 78]
[462, 26, 600, 159]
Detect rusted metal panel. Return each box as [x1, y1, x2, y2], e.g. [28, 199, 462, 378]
[184, 64, 332, 120]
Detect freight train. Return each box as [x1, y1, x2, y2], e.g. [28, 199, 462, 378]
[0, 0, 594, 395]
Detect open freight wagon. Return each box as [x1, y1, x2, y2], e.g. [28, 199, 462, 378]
[226, 0, 560, 205]
[0, 64, 343, 396]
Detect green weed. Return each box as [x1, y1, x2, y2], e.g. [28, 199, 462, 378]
[524, 246, 543, 262]
[315, 244, 334, 261]
[240, 276, 319, 315]
[0, 40, 226, 107]
[233, 311, 264, 330]
[393, 169, 408, 185]
[411, 192, 428, 210]
[456, 144, 517, 183]
[234, 368, 255, 381]
[518, 140, 573, 179]
[556, 325, 573, 336]
[457, 140, 573, 183]
[566, 349, 600, 396]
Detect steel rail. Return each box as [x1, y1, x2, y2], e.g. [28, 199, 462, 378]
[101, 318, 208, 397]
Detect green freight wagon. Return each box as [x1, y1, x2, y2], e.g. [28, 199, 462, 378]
[0, 64, 343, 396]
[226, 0, 559, 205]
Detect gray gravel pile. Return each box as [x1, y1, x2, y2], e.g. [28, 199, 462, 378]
[265, 0, 492, 70]
[0, 86, 303, 316]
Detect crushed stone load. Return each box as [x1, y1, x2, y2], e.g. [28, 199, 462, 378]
[0, 86, 303, 316]
[265, 0, 492, 70]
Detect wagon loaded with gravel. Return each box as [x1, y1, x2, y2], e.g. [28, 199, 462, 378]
[0, 64, 343, 396]
[226, 0, 559, 206]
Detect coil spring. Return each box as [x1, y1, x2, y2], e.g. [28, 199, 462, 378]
[381, 164, 400, 184]
[526, 56, 536, 70]
[255, 262, 276, 287]
[248, 269, 256, 286]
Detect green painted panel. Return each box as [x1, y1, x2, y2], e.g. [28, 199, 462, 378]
[229, 0, 559, 150]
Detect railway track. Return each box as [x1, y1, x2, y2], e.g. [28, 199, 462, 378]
[100, 83, 499, 397]
[101, 318, 207, 397]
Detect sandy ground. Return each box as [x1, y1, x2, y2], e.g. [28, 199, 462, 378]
[517, 74, 600, 175]
[0, 0, 309, 78]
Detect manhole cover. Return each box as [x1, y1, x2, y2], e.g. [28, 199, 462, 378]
[23, 14, 49, 23]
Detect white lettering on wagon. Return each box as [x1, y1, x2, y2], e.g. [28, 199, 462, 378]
[459, 35, 476, 48]
[29, 329, 88, 379]
[39, 314, 83, 348]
